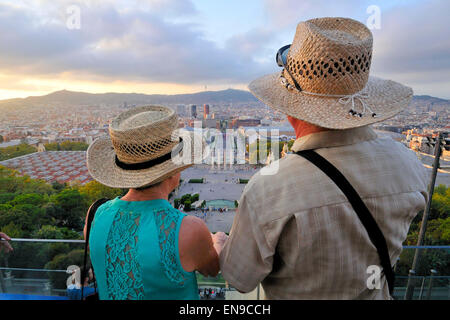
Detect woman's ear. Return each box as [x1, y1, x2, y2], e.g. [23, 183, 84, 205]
[170, 172, 181, 189]
[164, 172, 180, 193]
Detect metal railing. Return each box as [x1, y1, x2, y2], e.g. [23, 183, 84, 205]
[0, 238, 448, 300]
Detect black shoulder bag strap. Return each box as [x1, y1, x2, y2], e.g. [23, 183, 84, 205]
[295, 149, 395, 295]
[81, 198, 109, 300]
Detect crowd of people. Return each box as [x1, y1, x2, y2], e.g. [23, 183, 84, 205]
[184, 207, 233, 223]
[199, 287, 226, 300]
[188, 210, 210, 222]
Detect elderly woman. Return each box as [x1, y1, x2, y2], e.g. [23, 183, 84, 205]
[84, 106, 227, 300]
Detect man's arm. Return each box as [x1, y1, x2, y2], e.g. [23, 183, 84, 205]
[219, 193, 274, 293]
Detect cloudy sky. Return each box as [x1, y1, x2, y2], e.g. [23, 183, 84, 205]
[0, 0, 449, 99]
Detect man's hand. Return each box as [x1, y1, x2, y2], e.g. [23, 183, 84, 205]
[211, 232, 228, 256]
[0, 232, 13, 253]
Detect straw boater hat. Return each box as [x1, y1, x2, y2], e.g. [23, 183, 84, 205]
[249, 17, 413, 129]
[87, 105, 207, 189]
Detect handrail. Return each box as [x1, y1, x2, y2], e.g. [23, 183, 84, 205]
[402, 245, 450, 249]
[2, 268, 447, 279]
[0, 267, 67, 273]
[3, 238, 450, 249]
[395, 275, 450, 279]
[3, 238, 85, 243]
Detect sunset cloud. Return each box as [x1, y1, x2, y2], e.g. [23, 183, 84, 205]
[0, 0, 448, 99]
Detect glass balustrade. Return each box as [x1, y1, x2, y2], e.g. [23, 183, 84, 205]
[392, 246, 449, 300]
[0, 239, 448, 300]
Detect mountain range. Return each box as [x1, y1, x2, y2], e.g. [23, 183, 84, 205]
[0, 89, 448, 111]
[0, 89, 259, 109]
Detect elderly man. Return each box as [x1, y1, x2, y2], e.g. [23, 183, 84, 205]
[219, 17, 428, 299]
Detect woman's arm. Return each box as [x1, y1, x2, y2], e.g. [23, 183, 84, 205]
[178, 216, 227, 277]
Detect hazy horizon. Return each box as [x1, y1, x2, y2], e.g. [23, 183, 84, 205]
[0, 87, 253, 101]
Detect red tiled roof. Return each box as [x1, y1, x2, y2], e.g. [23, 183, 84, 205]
[0, 151, 93, 185]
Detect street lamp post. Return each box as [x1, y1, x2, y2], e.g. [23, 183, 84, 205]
[404, 133, 443, 300]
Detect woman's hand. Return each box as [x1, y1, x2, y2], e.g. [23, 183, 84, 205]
[211, 232, 228, 256]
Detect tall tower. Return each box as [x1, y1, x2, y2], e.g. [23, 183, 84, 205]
[190, 105, 197, 118]
[203, 104, 210, 119]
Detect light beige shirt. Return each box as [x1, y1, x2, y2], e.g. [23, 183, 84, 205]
[220, 126, 428, 299]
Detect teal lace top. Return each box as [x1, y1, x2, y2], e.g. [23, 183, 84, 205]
[89, 197, 199, 300]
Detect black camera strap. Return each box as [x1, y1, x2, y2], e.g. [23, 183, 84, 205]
[295, 149, 395, 295]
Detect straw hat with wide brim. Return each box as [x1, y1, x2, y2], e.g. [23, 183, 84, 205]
[249, 17, 413, 130]
[87, 105, 207, 189]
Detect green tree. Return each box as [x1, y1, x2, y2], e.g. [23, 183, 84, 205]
[248, 139, 295, 164]
[396, 247, 450, 276]
[431, 192, 450, 219]
[48, 189, 86, 229]
[9, 193, 47, 207]
[406, 218, 450, 246]
[0, 166, 52, 195]
[78, 180, 125, 205]
[184, 200, 192, 212]
[0, 205, 48, 236]
[5, 242, 49, 278]
[51, 181, 67, 192]
[0, 143, 36, 161]
[45, 249, 85, 290]
[45, 141, 89, 151]
[287, 139, 295, 150]
[434, 184, 447, 196]
[0, 203, 13, 215]
[33, 225, 64, 239]
[180, 194, 192, 204]
[0, 193, 16, 204]
[61, 141, 89, 151]
[1, 222, 24, 238]
[32, 225, 81, 240]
